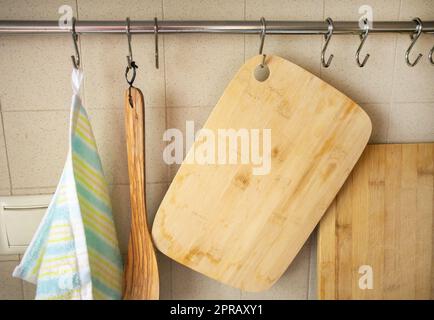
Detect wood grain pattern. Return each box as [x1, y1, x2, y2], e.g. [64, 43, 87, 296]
[318, 143, 434, 300]
[123, 87, 159, 300]
[152, 55, 372, 292]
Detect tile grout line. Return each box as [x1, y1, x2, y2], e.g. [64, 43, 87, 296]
[0, 111, 13, 194]
[9, 181, 168, 192]
[160, 0, 173, 300]
[3, 100, 433, 113]
[386, 0, 402, 143]
[1, 105, 168, 112]
[3, 98, 432, 111]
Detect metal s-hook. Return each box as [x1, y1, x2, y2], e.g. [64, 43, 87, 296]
[154, 17, 159, 69]
[355, 18, 370, 67]
[405, 18, 423, 67]
[429, 44, 434, 65]
[125, 17, 138, 108]
[254, 17, 270, 82]
[71, 17, 80, 69]
[126, 17, 134, 69]
[259, 16, 266, 58]
[321, 17, 334, 68]
[125, 17, 138, 79]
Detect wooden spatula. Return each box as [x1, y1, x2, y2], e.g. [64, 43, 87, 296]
[123, 86, 159, 300]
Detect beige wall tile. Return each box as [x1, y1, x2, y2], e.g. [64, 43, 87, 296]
[3, 111, 69, 189]
[0, 0, 76, 111]
[144, 107, 168, 183]
[110, 184, 130, 254]
[78, 0, 165, 109]
[320, 35, 396, 104]
[241, 240, 311, 299]
[244, 1, 320, 80]
[110, 183, 166, 254]
[399, 0, 434, 21]
[308, 231, 317, 300]
[157, 252, 172, 300]
[0, 36, 74, 111]
[0, 117, 10, 191]
[387, 102, 434, 143]
[321, 1, 400, 104]
[360, 103, 390, 143]
[77, 0, 162, 20]
[12, 187, 56, 195]
[23, 281, 36, 300]
[164, 34, 244, 107]
[167, 106, 213, 134]
[163, 0, 244, 108]
[146, 182, 169, 224]
[172, 262, 241, 299]
[324, 0, 400, 20]
[80, 34, 165, 109]
[86, 109, 128, 185]
[0, 0, 76, 19]
[391, 34, 434, 103]
[0, 255, 19, 261]
[87, 107, 167, 185]
[246, 0, 323, 20]
[0, 190, 10, 196]
[166, 106, 213, 180]
[0, 261, 23, 299]
[163, 0, 244, 20]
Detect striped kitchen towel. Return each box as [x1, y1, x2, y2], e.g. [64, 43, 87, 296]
[13, 69, 123, 300]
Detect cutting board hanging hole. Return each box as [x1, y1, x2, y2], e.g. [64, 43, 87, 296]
[254, 63, 270, 82]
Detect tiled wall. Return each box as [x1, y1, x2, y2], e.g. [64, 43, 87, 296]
[0, 0, 433, 300]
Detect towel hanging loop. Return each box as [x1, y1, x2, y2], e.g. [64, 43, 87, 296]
[321, 17, 334, 68]
[355, 18, 370, 67]
[154, 17, 159, 69]
[70, 17, 80, 69]
[405, 18, 423, 67]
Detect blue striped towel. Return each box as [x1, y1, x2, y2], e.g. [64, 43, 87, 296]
[13, 69, 123, 299]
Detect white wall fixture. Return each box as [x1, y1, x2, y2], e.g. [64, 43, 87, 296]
[0, 195, 52, 254]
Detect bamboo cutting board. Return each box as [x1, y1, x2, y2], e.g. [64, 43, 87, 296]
[318, 143, 434, 299]
[152, 55, 372, 292]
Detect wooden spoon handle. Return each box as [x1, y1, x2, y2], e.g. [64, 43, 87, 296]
[123, 87, 159, 300]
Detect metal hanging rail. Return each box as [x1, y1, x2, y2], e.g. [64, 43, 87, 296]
[0, 20, 434, 34]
